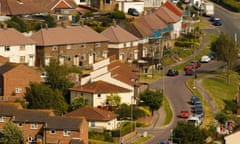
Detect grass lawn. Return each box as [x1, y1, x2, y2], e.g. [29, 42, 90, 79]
[163, 95, 173, 125]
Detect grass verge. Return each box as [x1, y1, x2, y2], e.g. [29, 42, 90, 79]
[163, 95, 173, 125]
[131, 136, 152, 144]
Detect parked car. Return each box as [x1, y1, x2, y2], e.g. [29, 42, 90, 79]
[184, 63, 198, 71]
[185, 68, 194, 76]
[190, 61, 201, 68]
[159, 140, 169, 144]
[209, 15, 216, 22]
[128, 8, 139, 16]
[200, 55, 211, 63]
[213, 18, 222, 26]
[190, 96, 200, 105]
[179, 110, 190, 118]
[187, 116, 202, 127]
[167, 69, 179, 76]
[192, 106, 204, 115]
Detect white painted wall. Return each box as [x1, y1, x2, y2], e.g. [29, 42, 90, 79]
[0, 44, 36, 67]
[118, 2, 144, 14]
[89, 118, 118, 130]
[225, 131, 240, 144]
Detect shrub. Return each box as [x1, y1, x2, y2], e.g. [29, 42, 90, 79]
[109, 10, 126, 19]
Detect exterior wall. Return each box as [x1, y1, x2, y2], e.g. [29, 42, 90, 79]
[225, 132, 240, 144]
[73, 0, 91, 6]
[171, 21, 182, 40]
[46, 129, 80, 144]
[144, 0, 165, 8]
[89, 118, 118, 130]
[2, 65, 41, 99]
[117, 1, 144, 14]
[0, 116, 11, 129]
[36, 42, 108, 67]
[0, 45, 36, 67]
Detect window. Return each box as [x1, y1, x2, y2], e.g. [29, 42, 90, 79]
[28, 137, 36, 142]
[66, 56, 71, 61]
[95, 42, 101, 47]
[18, 122, 23, 127]
[97, 93, 101, 98]
[80, 54, 86, 60]
[30, 123, 38, 129]
[15, 88, 22, 94]
[123, 43, 126, 47]
[4, 46, 10, 51]
[66, 45, 71, 49]
[19, 45, 25, 51]
[0, 116, 6, 122]
[50, 129, 56, 134]
[52, 46, 58, 51]
[20, 56, 25, 63]
[63, 130, 71, 136]
[80, 44, 86, 48]
[80, 0, 85, 2]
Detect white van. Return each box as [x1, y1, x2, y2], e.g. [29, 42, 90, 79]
[187, 116, 202, 127]
[200, 55, 211, 63]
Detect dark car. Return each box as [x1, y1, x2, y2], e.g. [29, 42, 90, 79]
[159, 140, 169, 144]
[128, 8, 139, 16]
[185, 68, 194, 76]
[213, 18, 222, 26]
[190, 96, 200, 105]
[167, 69, 179, 76]
[209, 16, 216, 22]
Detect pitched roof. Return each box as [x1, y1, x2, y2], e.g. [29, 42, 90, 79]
[133, 13, 168, 36]
[0, 0, 48, 15]
[0, 63, 19, 74]
[0, 28, 35, 46]
[101, 24, 139, 43]
[65, 106, 117, 121]
[108, 60, 139, 87]
[0, 0, 77, 15]
[0, 102, 22, 116]
[14, 109, 53, 122]
[164, 1, 184, 17]
[154, 6, 180, 23]
[69, 80, 131, 93]
[31, 26, 109, 46]
[45, 116, 83, 130]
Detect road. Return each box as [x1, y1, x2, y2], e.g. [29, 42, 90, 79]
[136, 4, 240, 144]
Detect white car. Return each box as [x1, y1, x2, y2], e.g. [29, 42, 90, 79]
[200, 55, 211, 63]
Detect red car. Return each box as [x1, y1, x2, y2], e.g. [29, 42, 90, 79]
[190, 61, 201, 68]
[179, 110, 190, 118]
[184, 63, 195, 71]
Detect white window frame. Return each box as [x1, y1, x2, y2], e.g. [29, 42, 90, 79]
[66, 45, 71, 49]
[63, 130, 71, 136]
[0, 116, 6, 122]
[4, 46, 10, 51]
[30, 123, 38, 129]
[15, 88, 22, 94]
[52, 46, 58, 51]
[95, 42, 101, 47]
[28, 137, 36, 142]
[80, 44, 86, 48]
[18, 122, 23, 127]
[50, 129, 56, 134]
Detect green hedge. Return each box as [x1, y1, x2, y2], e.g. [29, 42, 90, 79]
[221, 0, 240, 12]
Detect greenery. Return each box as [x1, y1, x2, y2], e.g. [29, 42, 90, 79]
[43, 14, 57, 28]
[25, 82, 68, 115]
[116, 104, 147, 120]
[5, 16, 30, 32]
[0, 121, 24, 144]
[109, 10, 126, 19]
[139, 89, 163, 115]
[163, 96, 173, 125]
[70, 96, 88, 110]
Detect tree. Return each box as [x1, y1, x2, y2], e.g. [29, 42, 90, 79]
[70, 96, 88, 110]
[0, 121, 24, 144]
[173, 121, 207, 144]
[106, 93, 121, 107]
[139, 89, 163, 115]
[25, 82, 68, 115]
[45, 59, 74, 102]
[5, 16, 30, 32]
[43, 14, 57, 28]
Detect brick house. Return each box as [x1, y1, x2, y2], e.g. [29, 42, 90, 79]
[0, 27, 36, 67]
[0, 63, 41, 101]
[31, 25, 109, 67]
[65, 106, 118, 130]
[0, 102, 88, 144]
[101, 21, 140, 63]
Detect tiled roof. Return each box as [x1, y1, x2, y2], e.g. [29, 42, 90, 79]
[31, 26, 109, 46]
[164, 1, 184, 17]
[14, 109, 53, 122]
[108, 60, 139, 87]
[154, 6, 180, 23]
[65, 106, 117, 121]
[0, 56, 9, 66]
[133, 13, 168, 35]
[0, 0, 77, 15]
[0, 102, 22, 116]
[69, 80, 131, 93]
[101, 24, 139, 43]
[0, 28, 35, 46]
[0, 63, 19, 74]
[45, 116, 83, 130]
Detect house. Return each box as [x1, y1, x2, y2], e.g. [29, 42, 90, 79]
[0, 102, 88, 144]
[65, 106, 118, 130]
[69, 80, 132, 107]
[224, 130, 240, 144]
[0, 63, 41, 101]
[30, 25, 109, 67]
[69, 56, 139, 107]
[101, 20, 140, 62]
[0, 27, 36, 67]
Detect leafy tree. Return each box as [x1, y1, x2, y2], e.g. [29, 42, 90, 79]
[106, 93, 121, 107]
[139, 89, 163, 115]
[0, 121, 24, 144]
[70, 96, 88, 110]
[45, 59, 74, 102]
[173, 121, 207, 144]
[43, 14, 57, 28]
[5, 16, 30, 32]
[25, 82, 68, 115]
[109, 10, 126, 19]
[215, 112, 228, 124]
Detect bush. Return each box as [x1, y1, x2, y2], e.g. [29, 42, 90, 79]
[215, 112, 228, 124]
[109, 10, 126, 19]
